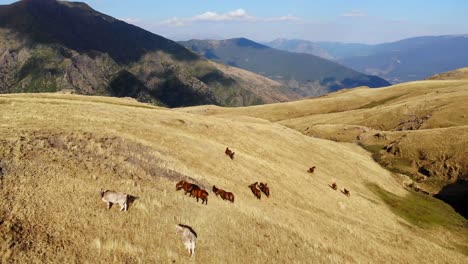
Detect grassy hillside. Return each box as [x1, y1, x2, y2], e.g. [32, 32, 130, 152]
[180, 77, 468, 217]
[180, 38, 390, 97]
[0, 0, 292, 107]
[0, 93, 466, 263]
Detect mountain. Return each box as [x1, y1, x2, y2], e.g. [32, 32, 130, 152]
[0, 0, 293, 107]
[264, 39, 374, 60]
[265, 36, 468, 83]
[1, 90, 467, 262]
[179, 38, 390, 97]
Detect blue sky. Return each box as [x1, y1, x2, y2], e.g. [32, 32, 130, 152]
[1, 0, 467, 43]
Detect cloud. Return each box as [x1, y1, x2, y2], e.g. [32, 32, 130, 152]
[265, 15, 301, 22]
[120, 17, 141, 23]
[157, 9, 301, 27]
[193, 9, 253, 22]
[340, 10, 366, 17]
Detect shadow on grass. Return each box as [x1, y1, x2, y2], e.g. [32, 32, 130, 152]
[367, 182, 468, 255]
[366, 182, 466, 229]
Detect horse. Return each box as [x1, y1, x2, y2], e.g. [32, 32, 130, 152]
[258, 183, 270, 198]
[225, 147, 235, 159]
[176, 180, 200, 196]
[190, 188, 209, 205]
[342, 188, 350, 197]
[307, 166, 316, 173]
[249, 182, 261, 199]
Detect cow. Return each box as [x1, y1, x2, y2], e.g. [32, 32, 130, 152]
[249, 182, 261, 199]
[307, 166, 316, 174]
[176, 180, 200, 196]
[225, 147, 235, 160]
[191, 188, 209, 205]
[100, 188, 129, 211]
[342, 188, 350, 197]
[176, 224, 197, 257]
[329, 182, 337, 190]
[213, 185, 235, 203]
[258, 182, 270, 198]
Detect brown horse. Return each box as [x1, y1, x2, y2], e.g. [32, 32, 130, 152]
[258, 183, 270, 198]
[176, 180, 200, 196]
[249, 182, 261, 199]
[225, 147, 235, 160]
[341, 188, 350, 197]
[213, 185, 235, 203]
[191, 188, 209, 205]
[329, 182, 337, 190]
[224, 192, 235, 202]
[307, 166, 316, 174]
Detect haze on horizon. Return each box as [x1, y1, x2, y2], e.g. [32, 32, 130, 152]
[1, 0, 466, 43]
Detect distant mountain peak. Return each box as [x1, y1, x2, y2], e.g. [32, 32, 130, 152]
[224, 38, 268, 49]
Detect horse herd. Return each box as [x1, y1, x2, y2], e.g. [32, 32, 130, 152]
[100, 146, 351, 257]
[174, 147, 271, 205]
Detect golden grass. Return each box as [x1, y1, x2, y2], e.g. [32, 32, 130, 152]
[179, 78, 468, 191]
[0, 93, 467, 263]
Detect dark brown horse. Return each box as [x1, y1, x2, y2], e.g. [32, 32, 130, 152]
[307, 166, 316, 173]
[249, 182, 261, 199]
[341, 188, 350, 197]
[329, 182, 337, 190]
[225, 147, 235, 160]
[212, 185, 235, 203]
[176, 180, 200, 196]
[191, 188, 209, 205]
[258, 183, 270, 198]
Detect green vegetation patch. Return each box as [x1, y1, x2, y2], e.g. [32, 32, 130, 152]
[367, 183, 468, 255]
[367, 182, 466, 228]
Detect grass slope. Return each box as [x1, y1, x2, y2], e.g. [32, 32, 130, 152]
[180, 77, 468, 214]
[0, 93, 466, 263]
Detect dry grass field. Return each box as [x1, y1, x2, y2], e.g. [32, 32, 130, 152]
[0, 89, 467, 263]
[181, 77, 468, 192]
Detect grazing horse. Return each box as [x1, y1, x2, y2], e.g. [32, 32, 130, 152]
[176, 224, 197, 257]
[176, 180, 200, 195]
[307, 166, 316, 174]
[329, 182, 337, 190]
[100, 188, 129, 211]
[258, 183, 270, 198]
[213, 185, 235, 203]
[191, 188, 209, 205]
[341, 188, 350, 197]
[249, 182, 261, 199]
[225, 147, 235, 160]
[224, 192, 235, 203]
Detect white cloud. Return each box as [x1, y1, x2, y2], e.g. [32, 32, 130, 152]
[340, 10, 366, 17]
[157, 9, 301, 27]
[120, 17, 141, 23]
[192, 9, 253, 22]
[265, 15, 301, 22]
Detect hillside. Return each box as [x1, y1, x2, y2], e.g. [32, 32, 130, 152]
[0, 0, 293, 107]
[427, 67, 468, 80]
[179, 38, 390, 97]
[180, 76, 468, 218]
[266, 36, 468, 83]
[0, 92, 466, 263]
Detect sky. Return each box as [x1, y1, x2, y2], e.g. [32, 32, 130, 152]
[1, 0, 467, 43]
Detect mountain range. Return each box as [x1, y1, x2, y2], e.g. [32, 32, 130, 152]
[265, 35, 468, 83]
[180, 38, 390, 97]
[0, 0, 298, 107]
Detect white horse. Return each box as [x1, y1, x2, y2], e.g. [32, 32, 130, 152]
[176, 224, 197, 257]
[100, 188, 129, 211]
